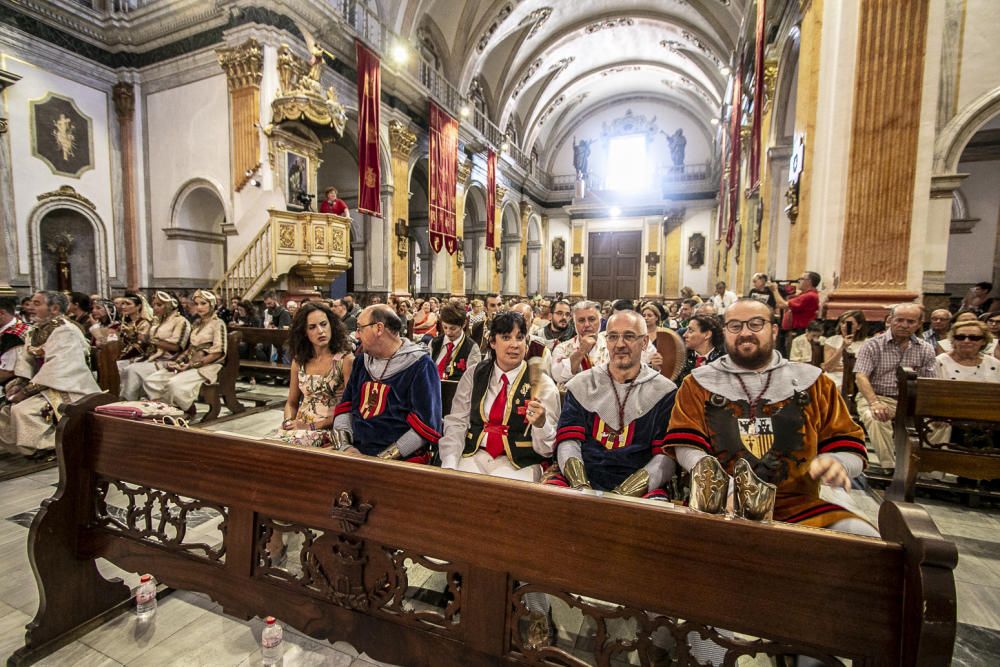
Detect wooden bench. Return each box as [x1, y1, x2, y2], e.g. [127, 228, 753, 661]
[888, 366, 1000, 505]
[11, 393, 958, 666]
[191, 330, 246, 424]
[235, 327, 291, 381]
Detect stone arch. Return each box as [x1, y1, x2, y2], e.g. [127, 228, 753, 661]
[464, 183, 490, 293]
[771, 26, 800, 142]
[28, 187, 110, 294]
[167, 178, 228, 284]
[527, 214, 542, 296]
[935, 85, 1000, 175]
[501, 202, 520, 294]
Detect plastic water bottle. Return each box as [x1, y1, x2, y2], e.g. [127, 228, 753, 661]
[261, 616, 283, 665]
[135, 574, 157, 621]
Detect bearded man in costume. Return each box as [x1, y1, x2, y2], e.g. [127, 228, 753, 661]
[333, 305, 442, 461]
[0, 291, 100, 458]
[550, 310, 677, 496]
[663, 298, 875, 536]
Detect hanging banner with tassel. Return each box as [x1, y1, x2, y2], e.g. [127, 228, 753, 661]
[749, 0, 767, 191]
[355, 40, 382, 217]
[726, 65, 743, 250]
[429, 101, 459, 254]
[486, 149, 497, 250]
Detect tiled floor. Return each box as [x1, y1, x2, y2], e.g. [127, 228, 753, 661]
[1, 409, 998, 665]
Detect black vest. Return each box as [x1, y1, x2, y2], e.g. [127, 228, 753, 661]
[464, 360, 546, 469]
[430, 334, 476, 380]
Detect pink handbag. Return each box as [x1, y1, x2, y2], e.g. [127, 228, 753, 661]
[95, 400, 185, 420]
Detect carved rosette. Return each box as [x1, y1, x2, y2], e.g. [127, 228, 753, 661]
[388, 121, 417, 160]
[217, 38, 263, 91]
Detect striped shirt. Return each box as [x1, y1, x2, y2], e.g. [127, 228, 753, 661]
[854, 330, 936, 397]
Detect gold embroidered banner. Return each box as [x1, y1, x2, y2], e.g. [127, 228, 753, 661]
[486, 149, 497, 250]
[429, 101, 459, 254]
[356, 40, 382, 217]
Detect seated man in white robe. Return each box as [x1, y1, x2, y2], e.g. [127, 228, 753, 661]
[0, 291, 100, 458]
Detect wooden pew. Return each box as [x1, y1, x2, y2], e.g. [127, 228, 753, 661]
[191, 330, 246, 424]
[95, 340, 122, 397]
[235, 327, 292, 380]
[11, 393, 958, 666]
[888, 366, 1000, 505]
[842, 350, 859, 415]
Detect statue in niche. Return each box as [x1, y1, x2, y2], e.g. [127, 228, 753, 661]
[665, 128, 686, 169]
[46, 232, 75, 292]
[572, 136, 593, 178]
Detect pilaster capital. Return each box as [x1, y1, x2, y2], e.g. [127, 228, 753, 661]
[217, 38, 263, 91]
[112, 81, 135, 120]
[495, 184, 508, 203]
[389, 120, 417, 159]
[519, 200, 534, 220]
[457, 158, 472, 185]
[762, 57, 778, 114]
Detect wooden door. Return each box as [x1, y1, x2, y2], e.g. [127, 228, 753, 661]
[587, 231, 641, 301]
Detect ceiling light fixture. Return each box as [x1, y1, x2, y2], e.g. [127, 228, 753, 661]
[459, 103, 471, 118]
[720, 65, 731, 76]
[391, 42, 409, 65]
[610, 206, 621, 218]
[710, 118, 720, 126]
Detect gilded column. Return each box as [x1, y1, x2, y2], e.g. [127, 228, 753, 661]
[662, 209, 683, 298]
[827, 0, 928, 316]
[113, 82, 140, 290]
[644, 217, 660, 299]
[492, 184, 507, 295]
[755, 55, 779, 275]
[217, 39, 263, 192]
[452, 158, 471, 297]
[539, 213, 549, 296]
[518, 201, 533, 297]
[389, 121, 417, 297]
[570, 220, 585, 299]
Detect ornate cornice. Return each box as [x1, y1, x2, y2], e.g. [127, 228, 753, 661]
[112, 81, 135, 120]
[457, 158, 472, 185]
[388, 120, 417, 159]
[217, 38, 263, 91]
[37, 185, 96, 210]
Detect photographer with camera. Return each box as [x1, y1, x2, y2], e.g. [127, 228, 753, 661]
[768, 271, 821, 355]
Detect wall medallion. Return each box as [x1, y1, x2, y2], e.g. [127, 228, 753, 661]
[30, 93, 94, 178]
[551, 237, 566, 269]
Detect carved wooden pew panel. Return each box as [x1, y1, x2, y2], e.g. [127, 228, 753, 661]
[12, 394, 958, 666]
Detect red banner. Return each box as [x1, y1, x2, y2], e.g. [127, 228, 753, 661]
[429, 102, 459, 254]
[486, 150, 497, 250]
[726, 65, 742, 250]
[356, 40, 382, 217]
[749, 0, 766, 190]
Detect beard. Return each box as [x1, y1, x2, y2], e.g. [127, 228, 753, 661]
[728, 335, 774, 369]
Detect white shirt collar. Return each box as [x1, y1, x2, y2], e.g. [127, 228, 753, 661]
[446, 332, 464, 348]
[491, 360, 524, 385]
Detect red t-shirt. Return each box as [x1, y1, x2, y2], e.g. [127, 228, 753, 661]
[320, 198, 348, 215]
[781, 289, 819, 330]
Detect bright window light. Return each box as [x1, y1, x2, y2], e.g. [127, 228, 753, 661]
[605, 134, 649, 192]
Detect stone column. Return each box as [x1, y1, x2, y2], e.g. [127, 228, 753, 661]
[826, 0, 929, 317]
[113, 82, 140, 290]
[518, 201, 533, 297]
[451, 158, 471, 297]
[0, 69, 21, 296]
[389, 121, 417, 297]
[491, 184, 507, 295]
[217, 39, 263, 193]
[570, 219, 585, 299]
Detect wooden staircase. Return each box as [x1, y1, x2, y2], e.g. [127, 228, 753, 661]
[213, 209, 352, 303]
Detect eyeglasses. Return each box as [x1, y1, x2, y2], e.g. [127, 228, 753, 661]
[723, 317, 768, 334]
[356, 322, 378, 331]
[605, 332, 643, 344]
[988, 319, 1000, 325]
[953, 334, 985, 342]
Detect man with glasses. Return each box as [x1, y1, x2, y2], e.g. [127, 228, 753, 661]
[985, 312, 1000, 360]
[332, 305, 442, 461]
[549, 310, 677, 496]
[854, 303, 936, 471]
[664, 299, 875, 535]
[538, 299, 575, 348]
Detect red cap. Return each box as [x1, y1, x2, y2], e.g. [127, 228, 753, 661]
[265, 616, 276, 624]
[140, 574, 152, 583]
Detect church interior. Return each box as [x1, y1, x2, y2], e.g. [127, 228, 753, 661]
[1, 0, 999, 665]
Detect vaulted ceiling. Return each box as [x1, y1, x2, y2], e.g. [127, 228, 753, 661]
[390, 0, 746, 167]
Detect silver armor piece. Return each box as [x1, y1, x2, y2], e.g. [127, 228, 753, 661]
[332, 429, 354, 451]
[733, 458, 777, 522]
[690, 456, 729, 514]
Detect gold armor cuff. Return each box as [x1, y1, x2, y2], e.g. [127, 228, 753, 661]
[332, 429, 354, 451]
[377, 445, 402, 460]
[562, 457, 591, 489]
[612, 468, 650, 497]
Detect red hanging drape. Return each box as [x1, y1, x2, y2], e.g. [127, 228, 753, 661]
[429, 102, 459, 254]
[355, 40, 382, 217]
[749, 0, 767, 190]
[486, 149, 497, 250]
[726, 65, 743, 250]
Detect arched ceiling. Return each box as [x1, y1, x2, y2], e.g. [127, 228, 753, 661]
[390, 0, 745, 167]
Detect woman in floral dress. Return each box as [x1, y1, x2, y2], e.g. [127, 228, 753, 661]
[276, 301, 354, 447]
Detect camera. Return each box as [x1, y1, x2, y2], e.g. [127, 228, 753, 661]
[295, 190, 314, 212]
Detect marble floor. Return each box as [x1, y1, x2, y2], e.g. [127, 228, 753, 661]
[0, 401, 998, 665]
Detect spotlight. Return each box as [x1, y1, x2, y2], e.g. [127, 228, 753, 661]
[710, 117, 720, 126]
[720, 65, 731, 76]
[391, 42, 409, 65]
[244, 168, 253, 177]
[500, 140, 510, 152]
[459, 104, 471, 118]
[609, 206, 621, 218]
[251, 179, 261, 188]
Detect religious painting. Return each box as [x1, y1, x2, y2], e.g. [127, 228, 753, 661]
[551, 237, 566, 269]
[687, 233, 705, 269]
[30, 93, 94, 178]
[286, 151, 309, 210]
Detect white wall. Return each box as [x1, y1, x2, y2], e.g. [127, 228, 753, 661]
[957, 0, 1000, 113]
[548, 100, 712, 178]
[946, 159, 1000, 285]
[2, 53, 116, 283]
[145, 74, 230, 281]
